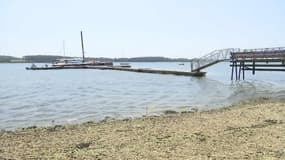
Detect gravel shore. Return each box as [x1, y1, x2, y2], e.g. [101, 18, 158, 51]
[1, 98, 285, 159]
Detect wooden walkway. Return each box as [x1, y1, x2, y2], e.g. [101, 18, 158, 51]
[27, 47, 285, 80]
[191, 47, 285, 80]
[26, 65, 206, 77]
[230, 48, 285, 80]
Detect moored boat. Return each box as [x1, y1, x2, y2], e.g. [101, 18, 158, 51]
[52, 58, 113, 67]
[52, 58, 84, 66]
[118, 62, 131, 68]
[52, 30, 113, 67]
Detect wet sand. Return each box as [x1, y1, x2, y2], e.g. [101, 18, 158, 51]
[1, 98, 285, 159]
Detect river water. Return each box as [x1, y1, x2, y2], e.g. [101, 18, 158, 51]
[0, 62, 284, 130]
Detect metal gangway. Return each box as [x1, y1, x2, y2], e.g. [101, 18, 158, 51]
[191, 47, 285, 72]
[191, 48, 240, 72]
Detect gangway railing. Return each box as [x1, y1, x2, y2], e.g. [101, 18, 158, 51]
[191, 48, 240, 72]
[191, 47, 285, 72]
[230, 47, 285, 80]
[231, 47, 285, 59]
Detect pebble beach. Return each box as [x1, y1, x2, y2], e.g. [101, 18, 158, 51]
[1, 98, 285, 159]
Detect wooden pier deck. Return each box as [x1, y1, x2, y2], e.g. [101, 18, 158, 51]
[191, 47, 285, 80]
[26, 65, 206, 77]
[230, 48, 285, 80]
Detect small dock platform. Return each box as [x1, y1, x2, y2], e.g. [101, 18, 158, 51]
[191, 47, 285, 80]
[26, 65, 205, 77]
[230, 47, 285, 80]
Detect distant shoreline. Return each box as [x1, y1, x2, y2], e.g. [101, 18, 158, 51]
[1, 98, 285, 159]
[0, 55, 193, 63]
[0, 61, 190, 63]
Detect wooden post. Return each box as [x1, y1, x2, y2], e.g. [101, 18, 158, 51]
[81, 31, 85, 62]
[242, 61, 245, 80]
[235, 61, 238, 80]
[252, 60, 255, 75]
[231, 60, 234, 80]
[238, 61, 242, 80]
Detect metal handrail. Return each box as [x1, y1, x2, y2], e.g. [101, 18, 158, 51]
[191, 48, 239, 72]
[191, 47, 285, 72]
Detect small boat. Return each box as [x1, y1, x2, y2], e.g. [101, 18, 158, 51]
[26, 31, 113, 69]
[52, 31, 113, 67]
[52, 58, 113, 67]
[52, 58, 84, 66]
[179, 63, 185, 65]
[86, 60, 113, 66]
[118, 62, 131, 68]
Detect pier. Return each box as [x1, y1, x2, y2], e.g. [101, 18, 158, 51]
[25, 30, 205, 77]
[191, 47, 285, 80]
[26, 30, 285, 80]
[230, 48, 285, 80]
[27, 46, 285, 79]
[26, 65, 206, 77]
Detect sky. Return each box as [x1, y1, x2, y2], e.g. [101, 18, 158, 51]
[1, 0, 285, 58]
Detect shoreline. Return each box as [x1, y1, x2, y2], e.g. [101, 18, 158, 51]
[1, 98, 285, 159]
[4, 97, 282, 132]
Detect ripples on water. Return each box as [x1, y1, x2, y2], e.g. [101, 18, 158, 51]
[0, 62, 284, 130]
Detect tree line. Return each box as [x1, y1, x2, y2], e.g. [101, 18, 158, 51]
[0, 55, 192, 63]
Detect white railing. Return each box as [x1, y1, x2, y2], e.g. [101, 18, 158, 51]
[238, 47, 285, 53]
[191, 47, 285, 72]
[191, 48, 239, 72]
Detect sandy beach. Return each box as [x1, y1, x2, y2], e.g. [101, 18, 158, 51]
[1, 98, 285, 160]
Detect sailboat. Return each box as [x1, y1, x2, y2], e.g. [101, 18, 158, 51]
[52, 31, 113, 67]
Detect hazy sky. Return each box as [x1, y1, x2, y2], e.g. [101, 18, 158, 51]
[1, 0, 285, 58]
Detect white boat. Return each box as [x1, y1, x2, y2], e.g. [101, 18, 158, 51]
[52, 31, 113, 67]
[52, 58, 113, 67]
[52, 58, 84, 66]
[118, 62, 131, 68]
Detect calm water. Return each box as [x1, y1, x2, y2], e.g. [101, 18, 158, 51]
[0, 62, 284, 130]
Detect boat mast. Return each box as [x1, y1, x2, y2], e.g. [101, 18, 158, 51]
[80, 30, 85, 62]
[62, 40, 66, 57]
